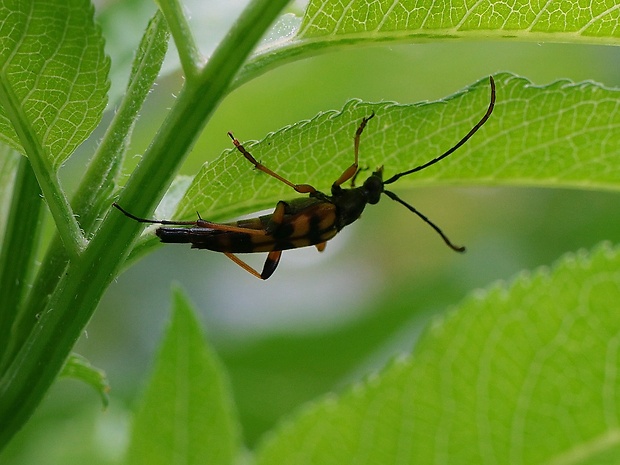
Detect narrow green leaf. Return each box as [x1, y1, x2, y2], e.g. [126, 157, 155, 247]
[96, 0, 160, 105]
[0, 0, 110, 168]
[59, 353, 110, 408]
[125, 287, 241, 465]
[0, 144, 20, 245]
[0, 155, 43, 370]
[256, 242, 620, 464]
[177, 73, 620, 224]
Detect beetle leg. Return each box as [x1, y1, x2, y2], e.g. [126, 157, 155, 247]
[350, 166, 369, 188]
[194, 218, 267, 235]
[224, 253, 261, 279]
[315, 242, 326, 252]
[228, 132, 317, 195]
[261, 250, 282, 279]
[224, 251, 282, 280]
[264, 200, 287, 235]
[333, 112, 375, 188]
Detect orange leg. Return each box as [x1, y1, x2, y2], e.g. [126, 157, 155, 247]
[224, 250, 282, 280]
[223, 200, 288, 279]
[195, 217, 267, 236]
[262, 200, 288, 235]
[332, 112, 375, 188]
[228, 133, 317, 195]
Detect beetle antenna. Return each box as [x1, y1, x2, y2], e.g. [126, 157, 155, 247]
[383, 190, 465, 252]
[384, 76, 495, 186]
[112, 203, 196, 226]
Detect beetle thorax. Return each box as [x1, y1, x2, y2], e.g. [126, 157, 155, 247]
[331, 169, 384, 230]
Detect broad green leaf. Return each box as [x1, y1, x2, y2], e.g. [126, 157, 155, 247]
[235, 0, 620, 88]
[125, 287, 241, 465]
[59, 353, 110, 408]
[256, 242, 620, 464]
[175, 73, 620, 223]
[0, 0, 110, 168]
[299, 0, 620, 39]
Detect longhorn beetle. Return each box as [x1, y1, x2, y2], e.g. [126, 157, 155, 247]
[114, 76, 495, 279]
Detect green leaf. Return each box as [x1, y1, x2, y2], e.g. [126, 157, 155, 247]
[59, 354, 110, 408]
[0, 155, 43, 369]
[0, 144, 20, 245]
[255, 242, 620, 464]
[96, 0, 160, 105]
[0, 0, 110, 168]
[299, 0, 620, 39]
[235, 0, 620, 88]
[0, 0, 110, 259]
[175, 73, 620, 224]
[125, 287, 241, 465]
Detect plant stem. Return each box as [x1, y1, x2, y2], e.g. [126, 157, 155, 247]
[156, 0, 201, 79]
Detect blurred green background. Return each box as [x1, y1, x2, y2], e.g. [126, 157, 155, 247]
[3, 0, 620, 463]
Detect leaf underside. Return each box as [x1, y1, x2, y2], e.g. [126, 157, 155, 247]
[299, 0, 620, 39]
[176, 73, 620, 224]
[0, 0, 109, 168]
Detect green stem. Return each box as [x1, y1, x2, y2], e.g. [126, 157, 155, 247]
[156, 0, 201, 79]
[0, 0, 291, 448]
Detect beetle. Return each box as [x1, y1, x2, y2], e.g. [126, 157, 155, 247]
[113, 76, 495, 279]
